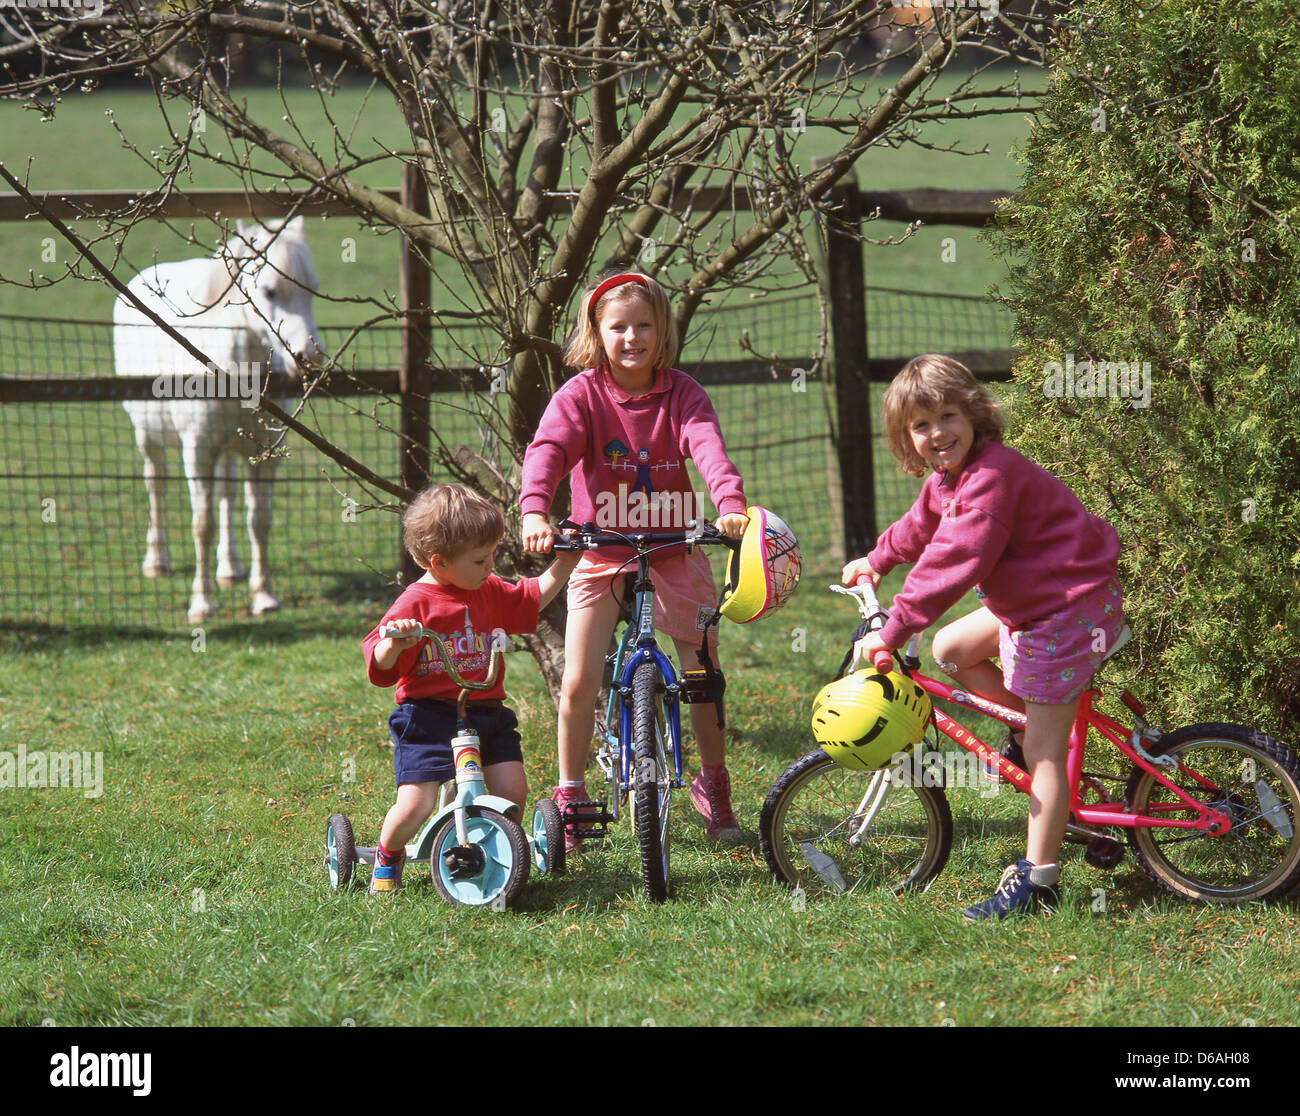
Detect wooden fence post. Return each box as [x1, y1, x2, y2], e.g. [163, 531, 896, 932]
[823, 175, 875, 560]
[398, 162, 433, 585]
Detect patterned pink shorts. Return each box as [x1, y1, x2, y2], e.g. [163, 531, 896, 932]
[567, 548, 719, 644]
[999, 579, 1125, 705]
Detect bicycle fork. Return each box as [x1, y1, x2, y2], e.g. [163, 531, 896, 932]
[847, 770, 894, 847]
[793, 769, 894, 894]
[442, 722, 487, 875]
[617, 646, 686, 790]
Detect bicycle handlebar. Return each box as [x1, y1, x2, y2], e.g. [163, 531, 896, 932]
[377, 623, 507, 691]
[551, 518, 738, 553]
[830, 580, 917, 674]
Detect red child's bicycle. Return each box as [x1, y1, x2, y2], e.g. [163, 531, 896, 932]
[760, 583, 1300, 904]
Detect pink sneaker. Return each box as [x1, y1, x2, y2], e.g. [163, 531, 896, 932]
[689, 766, 742, 841]
[552, 784, 596, 854]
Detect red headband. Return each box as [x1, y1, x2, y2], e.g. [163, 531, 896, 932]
[587, 273, 651, 322]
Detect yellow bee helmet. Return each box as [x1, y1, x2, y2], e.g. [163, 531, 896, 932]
[718, 506, 802, 624]
[810, 667, 932, 771]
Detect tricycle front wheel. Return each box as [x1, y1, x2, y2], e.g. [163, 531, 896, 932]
[429, 807, 531, 908]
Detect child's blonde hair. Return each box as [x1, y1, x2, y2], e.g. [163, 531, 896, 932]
[564, 269, 679, 373]
[401, 484, 504, 569]
[882, 354, 1006, 478]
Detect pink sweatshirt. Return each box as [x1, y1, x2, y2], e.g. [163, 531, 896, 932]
[868, 440, 1121, 648]
[520, 366, 747, 549]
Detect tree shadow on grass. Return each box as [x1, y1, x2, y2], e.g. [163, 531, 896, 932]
[0, 601, 381, 653]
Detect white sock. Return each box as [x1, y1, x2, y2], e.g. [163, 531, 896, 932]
[1028, 861, 1060, 887]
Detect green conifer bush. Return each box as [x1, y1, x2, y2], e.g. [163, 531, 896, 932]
[987, 1, 1299, 737]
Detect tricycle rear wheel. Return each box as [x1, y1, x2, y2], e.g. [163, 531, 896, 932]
[531, 797, 566, 876]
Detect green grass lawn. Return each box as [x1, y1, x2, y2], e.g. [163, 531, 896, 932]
[2, 572, 1297, 1028]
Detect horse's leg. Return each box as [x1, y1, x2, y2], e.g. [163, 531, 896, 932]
[181, 434, 218, 624]
[139, 436, 171, 578]
[245, 453, 280, 616]
[215, 452, 247, 585]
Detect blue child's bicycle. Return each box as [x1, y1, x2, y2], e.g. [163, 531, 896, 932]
[547, 519, 738, 902]
[325, 630, 561, 909]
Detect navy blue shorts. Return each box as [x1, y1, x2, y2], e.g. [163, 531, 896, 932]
[388, 700, 524, 787]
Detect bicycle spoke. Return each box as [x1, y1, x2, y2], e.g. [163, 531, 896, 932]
[1127, 727, 1300, 901]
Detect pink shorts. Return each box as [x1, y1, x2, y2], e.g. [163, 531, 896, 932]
[567, 549, 720, 644]
[999, 579, 1125, 705]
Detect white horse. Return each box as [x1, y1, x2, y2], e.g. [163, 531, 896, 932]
[113, 217, 324, 624]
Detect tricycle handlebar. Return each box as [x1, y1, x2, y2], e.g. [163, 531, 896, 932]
[377, 623, 508, 691]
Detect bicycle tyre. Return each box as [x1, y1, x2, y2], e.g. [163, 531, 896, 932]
[1124, 722, 1300, 903]
[630, 657, 672, 902]
[429, 806, 531, 909]
[325, 813, 356, 890]
[760, 749, 952, 897]
[531, 797, 565, 876]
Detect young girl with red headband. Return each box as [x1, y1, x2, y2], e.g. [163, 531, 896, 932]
[520, 269, 750, 849]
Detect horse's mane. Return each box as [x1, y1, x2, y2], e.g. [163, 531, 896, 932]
[192, 219, 319, 313]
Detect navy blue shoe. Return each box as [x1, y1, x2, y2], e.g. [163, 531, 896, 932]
[982, 729, 1026, 780]
[962, 859, 1061, 921]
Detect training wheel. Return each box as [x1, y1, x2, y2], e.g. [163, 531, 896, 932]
[531, 797, 566, 877]
[325, 813, 357, 889]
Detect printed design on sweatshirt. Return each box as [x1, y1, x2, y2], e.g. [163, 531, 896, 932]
[413, 607, 501, 680]
[601, 439, 680, 497]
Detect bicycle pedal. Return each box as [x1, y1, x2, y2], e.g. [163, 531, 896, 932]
[561, 800, 613, 840]
[679, 667, 724, 705]
[1084, 834, 1124, 870]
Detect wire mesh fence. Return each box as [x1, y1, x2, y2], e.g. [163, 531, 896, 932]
[863, 284, 1014, 529]
[0, 285, 1012, 629]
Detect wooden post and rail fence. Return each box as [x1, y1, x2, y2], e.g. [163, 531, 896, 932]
[0, 169, 1014, 564]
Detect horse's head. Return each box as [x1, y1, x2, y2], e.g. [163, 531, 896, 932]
[222, 217, 325, 377]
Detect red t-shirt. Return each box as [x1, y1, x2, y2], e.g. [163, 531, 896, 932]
[362, 575, 541, 703]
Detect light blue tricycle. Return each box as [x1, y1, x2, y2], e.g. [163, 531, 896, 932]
[324, 626, 564, 908]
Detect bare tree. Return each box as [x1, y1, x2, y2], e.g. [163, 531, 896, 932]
[0, 0, 1061, 682]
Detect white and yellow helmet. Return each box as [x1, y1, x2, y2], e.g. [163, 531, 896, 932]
[810, 667, 931, 771]
[718, 506, 802, 624]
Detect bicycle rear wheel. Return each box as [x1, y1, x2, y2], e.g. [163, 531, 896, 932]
[630, 657, 673, 902]
[760, 749, 952, 897]
[1124, 723, 1300, 902]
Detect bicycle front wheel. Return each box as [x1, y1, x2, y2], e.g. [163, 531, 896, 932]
[760, 749, 952, 897]
[630, 657, 673, 902]
[1124, 723, 1300, 902]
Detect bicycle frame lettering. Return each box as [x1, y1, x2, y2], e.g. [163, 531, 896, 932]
[915, 674, 1231, 834]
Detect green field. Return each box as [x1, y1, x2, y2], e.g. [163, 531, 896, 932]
[0, 71, 1026, 327]
[3, 581, 1298, 1029]
[7, 68, 1295, 1036]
